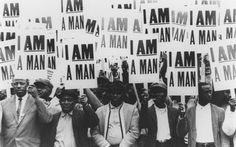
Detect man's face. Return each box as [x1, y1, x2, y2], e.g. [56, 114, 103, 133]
[110, 64, 119, 74]
[60, 95, 75, 113]
[140, 89, 149, 103]
[150, 88, 166, 105]
[110, 91, 123, 107]
[224, 90, 231, 101]
[35, 83, 51, 99]
[141, 90, 149, 100]
[199, 84, 212, 104]
[12, 79, 28, 97]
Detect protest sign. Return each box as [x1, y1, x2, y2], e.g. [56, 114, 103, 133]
[111, 0, 141, 10]
[0, 40, 16, 89]
[209, 40, 236, 93]
[61, 35, 98, 89]
[97, 9, 142, 58]
[59, 0, 85, 38]
[29, 16, 53, 30]
[189, 0, 221, 7]
[15, 25, 47, 82]
[141, 3, 172, 40]
[0, 27, 16, 42]
[167, 45, 198, 95]
[45, 30, 58, 81]
[187, 5, 219, 45]
[220, 3, 236, 40]
[0, 0, 20, 27]
[171, 5, 190, 43]
[83, 0, 105, 37]
[128, 34, 160, 83]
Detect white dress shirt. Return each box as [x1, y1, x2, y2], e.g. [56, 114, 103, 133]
[196, 103, 214, 143]
[15, 93, 28, 121]
[222, 106, 236, 146]
[154, 105, 171, 142]
[107, 103, 123, 145]
[54, 111, 76, 147]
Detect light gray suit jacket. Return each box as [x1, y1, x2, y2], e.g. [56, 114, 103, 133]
[177, 104, 230, 147]
[91, 102, 140, 147]
[1, 94, 52, 147]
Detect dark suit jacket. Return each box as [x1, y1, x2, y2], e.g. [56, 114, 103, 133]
[177, 104, 230, 147]
[41, 104, 99, 147]
[141, 105, 180, 147]
[1, 94, 52, 147]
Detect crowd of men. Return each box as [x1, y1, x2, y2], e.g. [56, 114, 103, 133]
[0, 75, 236, 147]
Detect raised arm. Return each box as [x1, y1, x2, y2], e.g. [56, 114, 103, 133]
[85, 88, 103, 110]
[30, 86, 52, 123]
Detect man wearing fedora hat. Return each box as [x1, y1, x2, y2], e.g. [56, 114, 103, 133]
[41, 88, 99, 147]
[140, 82, 180, 147]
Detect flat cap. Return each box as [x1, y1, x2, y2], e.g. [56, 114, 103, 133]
[150, 82, 167, 92]
[34, 78, 53, 90]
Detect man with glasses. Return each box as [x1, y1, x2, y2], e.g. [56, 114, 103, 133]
[0, 78, 52, 147]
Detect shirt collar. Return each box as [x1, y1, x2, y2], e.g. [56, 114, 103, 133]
[196, 103, 211, 110]
[109, 102, 123, 109]
[61, 111, 73, 118]
[16, 93, 28, 100]
[154, 104, 167, 113]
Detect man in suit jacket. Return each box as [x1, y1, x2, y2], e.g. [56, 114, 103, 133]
[91, 80, 139, 147]
[1, 78, 52, 147]
[41, 88, 99, 147]
[177, 82, 230, 147]
[140, 82, 181, 147]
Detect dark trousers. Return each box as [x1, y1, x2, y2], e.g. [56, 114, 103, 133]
[196, 142, 215, 147]
[155, 139, 173, 147]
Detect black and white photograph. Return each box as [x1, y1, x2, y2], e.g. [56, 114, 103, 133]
[0, 0, 236, 147]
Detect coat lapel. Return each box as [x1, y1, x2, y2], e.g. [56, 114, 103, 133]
[167, 107, 173, 135]
[192, 106, 197, 141]
[18, 94, 35, 124]
[120, 103, 126, 138]
[104, 104, 109, 138]
[53, 113, 61, 139]
[150, 105, 157, 130]
[210, 105, 218, 144]
[10, 95, 18, 122]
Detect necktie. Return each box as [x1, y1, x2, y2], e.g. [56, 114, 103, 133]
[17, 97, 22, 121]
